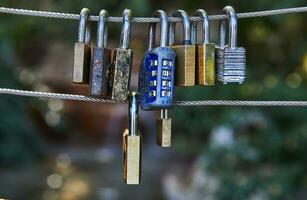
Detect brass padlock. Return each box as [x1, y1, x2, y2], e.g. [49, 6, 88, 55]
[89, 10, 112, 97]
[169, 10, 195, 86]
[157, 109, 171, 147]
[73, 8, 92, 84]
[191, 9, 215, 85]
[110, 9, 133, 101]
[122, 91, 141, 185]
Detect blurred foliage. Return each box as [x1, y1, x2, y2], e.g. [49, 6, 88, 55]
[0, 0, 306, 199]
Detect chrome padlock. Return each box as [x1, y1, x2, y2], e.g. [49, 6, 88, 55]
[110, 9, 133, 101]
[191, 9, 215, 85]
[169, 10, 195, 86]
[89, 10, 112, 97]
[216, 6, 246, 84]
[73, 8, 92, 84]
[139, 10, 175, 110]
[122, 91, 141, 185]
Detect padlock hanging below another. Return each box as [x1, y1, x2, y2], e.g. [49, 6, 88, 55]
[122, 91, 141, 185]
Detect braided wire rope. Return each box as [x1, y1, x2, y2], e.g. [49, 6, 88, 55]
[0, 6, 306, 22]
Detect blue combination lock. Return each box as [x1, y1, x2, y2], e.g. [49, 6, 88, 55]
[139, 10, 176, 110]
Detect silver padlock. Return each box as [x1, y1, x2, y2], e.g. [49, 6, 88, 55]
[215, 6, 246, 84]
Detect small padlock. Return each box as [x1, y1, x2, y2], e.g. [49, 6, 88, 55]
[157, 109, 171, 147]
[191, 9, 215, 85]
[73, 8, 92, 84]
[169, 10, 195, 86]
[89, 10, 112, 97]
[139, 10, 176, 110]
[122, 91, 141, 185]
[215, 6, 246, 84]
[110, 9, 133, 101]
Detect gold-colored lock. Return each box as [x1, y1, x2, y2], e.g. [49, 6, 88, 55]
[157, 109, 171, 147]
[73, 8, 92, 84]
[192, 9, 215, 85]
[122, 91, 141, 185]
[169, 10, 195, 86]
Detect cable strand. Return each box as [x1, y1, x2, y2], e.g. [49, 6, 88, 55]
[0, 6, 306, 22]
[1, 88, 307, 107]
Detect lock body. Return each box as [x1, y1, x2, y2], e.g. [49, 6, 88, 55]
[196, 43, 215, 85]
[157, 117, 171, 147]
[90, 47, 112, 97]
[110, 48, 133, 101]
[73, 43, 91, 84]
[122, 129, 141, 185]
[170, 45, 195, 86]
[216, 46, 246, 84]
[139, 47, 175, 110]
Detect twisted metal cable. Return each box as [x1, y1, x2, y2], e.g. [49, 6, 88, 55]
[0, 6, 306, 22]
[1, 88, 307, 107]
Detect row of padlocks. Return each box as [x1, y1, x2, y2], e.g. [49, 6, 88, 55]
[72, 6, 246, 184]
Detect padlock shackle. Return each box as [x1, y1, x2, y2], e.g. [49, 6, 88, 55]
[119, 9, 132, 49]
[160, 109, 168, 119]
[97, 10, 108, 48]
[129, 91, 139, 136]
[78, 8, 91, 44]
[169, 10, 191, 45]
[191, 9, 210, 45]
[148, 10, 168, 49]
[218, 6, 238, 48]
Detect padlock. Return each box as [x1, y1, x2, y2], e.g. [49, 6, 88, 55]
[73, 8, 92, 84]
[191, 9, 215, 85]
[215, 6, 246, 84]
[138, 10, 175, 147]
[122, 91, 141, 185]
[139, 10, 176, 110]
[157, 109, 171, 147]
[169, 10, 195, 86]
[89, 10, 112, 97]
[110, 9, 133, 101]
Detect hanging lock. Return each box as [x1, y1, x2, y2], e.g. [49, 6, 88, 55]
[110, 9, 133, 101]
[89, 10, 112, 97]
[191, 9, 215, 85]
[73, 8, 92, 84]
[216, 6, 246, 84]
[122, 91, 141, 185]
[139, 10, 175, 110]
[138, 10, 175, 147]
[169, 10, 195, 86]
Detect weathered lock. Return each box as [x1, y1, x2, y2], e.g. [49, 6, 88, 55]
[139, 10, 176, 110]
[191, 9, 215, 85]
[169, 10, 195, 86]
[110, 9, 133, 101]
[73, 8, 92, 84]
[215, 6, 246, 84]
[122, 91, 141, 185]
[89, 10, 112, 97]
